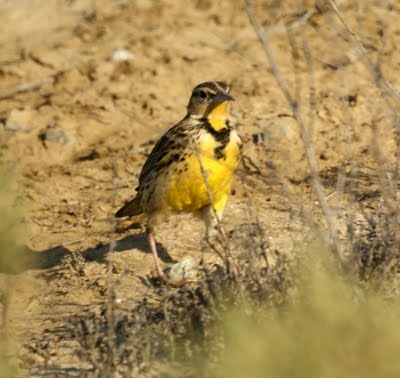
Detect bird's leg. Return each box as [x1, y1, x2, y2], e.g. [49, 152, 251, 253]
[204, 192, 229, 244]
[146, 214, 168, 282]
[202, 192, 241, 276]
[146, 231, 166, 282]
[205, 213, 224, 245]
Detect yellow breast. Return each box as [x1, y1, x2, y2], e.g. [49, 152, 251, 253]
[165, 130, 241, 213]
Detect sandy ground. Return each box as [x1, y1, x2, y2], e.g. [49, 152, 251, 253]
[0, 0, 399, 373]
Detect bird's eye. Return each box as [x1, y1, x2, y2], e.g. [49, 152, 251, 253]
[197, 90, 207, 99]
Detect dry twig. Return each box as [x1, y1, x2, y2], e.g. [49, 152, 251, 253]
[244, 0, 344, 265]
[327, 0, 400, 104]
[0, 76, 55, 99]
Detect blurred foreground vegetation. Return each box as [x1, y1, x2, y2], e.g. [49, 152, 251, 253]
[69, 233, 400, 377]
[0, 164, 24, 378]
[220, 255, 400, 378]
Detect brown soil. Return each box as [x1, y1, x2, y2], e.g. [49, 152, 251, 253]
[0, 0, 398, 374]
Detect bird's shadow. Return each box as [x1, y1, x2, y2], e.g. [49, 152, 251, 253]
[1, 232, 174, 274]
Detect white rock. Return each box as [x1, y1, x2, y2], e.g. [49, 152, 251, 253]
[168, 256, 198, 283]
[111, 48, 135, 62]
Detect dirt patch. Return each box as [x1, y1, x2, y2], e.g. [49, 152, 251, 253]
[0, 0, 399, 374]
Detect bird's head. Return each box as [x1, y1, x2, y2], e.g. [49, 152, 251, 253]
[187, 82, 234, 126]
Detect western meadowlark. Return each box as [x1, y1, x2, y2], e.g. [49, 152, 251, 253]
[115, 81, 242, 282]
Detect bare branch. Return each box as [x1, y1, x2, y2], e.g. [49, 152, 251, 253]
[244, 0, 344, 265]
[327, 0, 400, 104]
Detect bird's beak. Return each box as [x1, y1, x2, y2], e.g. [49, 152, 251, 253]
[214, 91, 235, 103]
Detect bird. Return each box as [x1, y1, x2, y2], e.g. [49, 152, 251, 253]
[115, 81, 243, 282]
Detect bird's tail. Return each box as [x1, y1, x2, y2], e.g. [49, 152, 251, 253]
[115, 196, 143, 218]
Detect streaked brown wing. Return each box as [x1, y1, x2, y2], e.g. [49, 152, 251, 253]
[138, 119, 193, 187]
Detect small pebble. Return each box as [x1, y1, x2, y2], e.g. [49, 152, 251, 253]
[5, 109, 36, 132]
[111, 48, 135, 62]
[168, 256, 198, 283]
[38, 125, 70, 146]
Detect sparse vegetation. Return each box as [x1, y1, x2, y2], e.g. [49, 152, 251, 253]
[67, 228, 400, 377]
